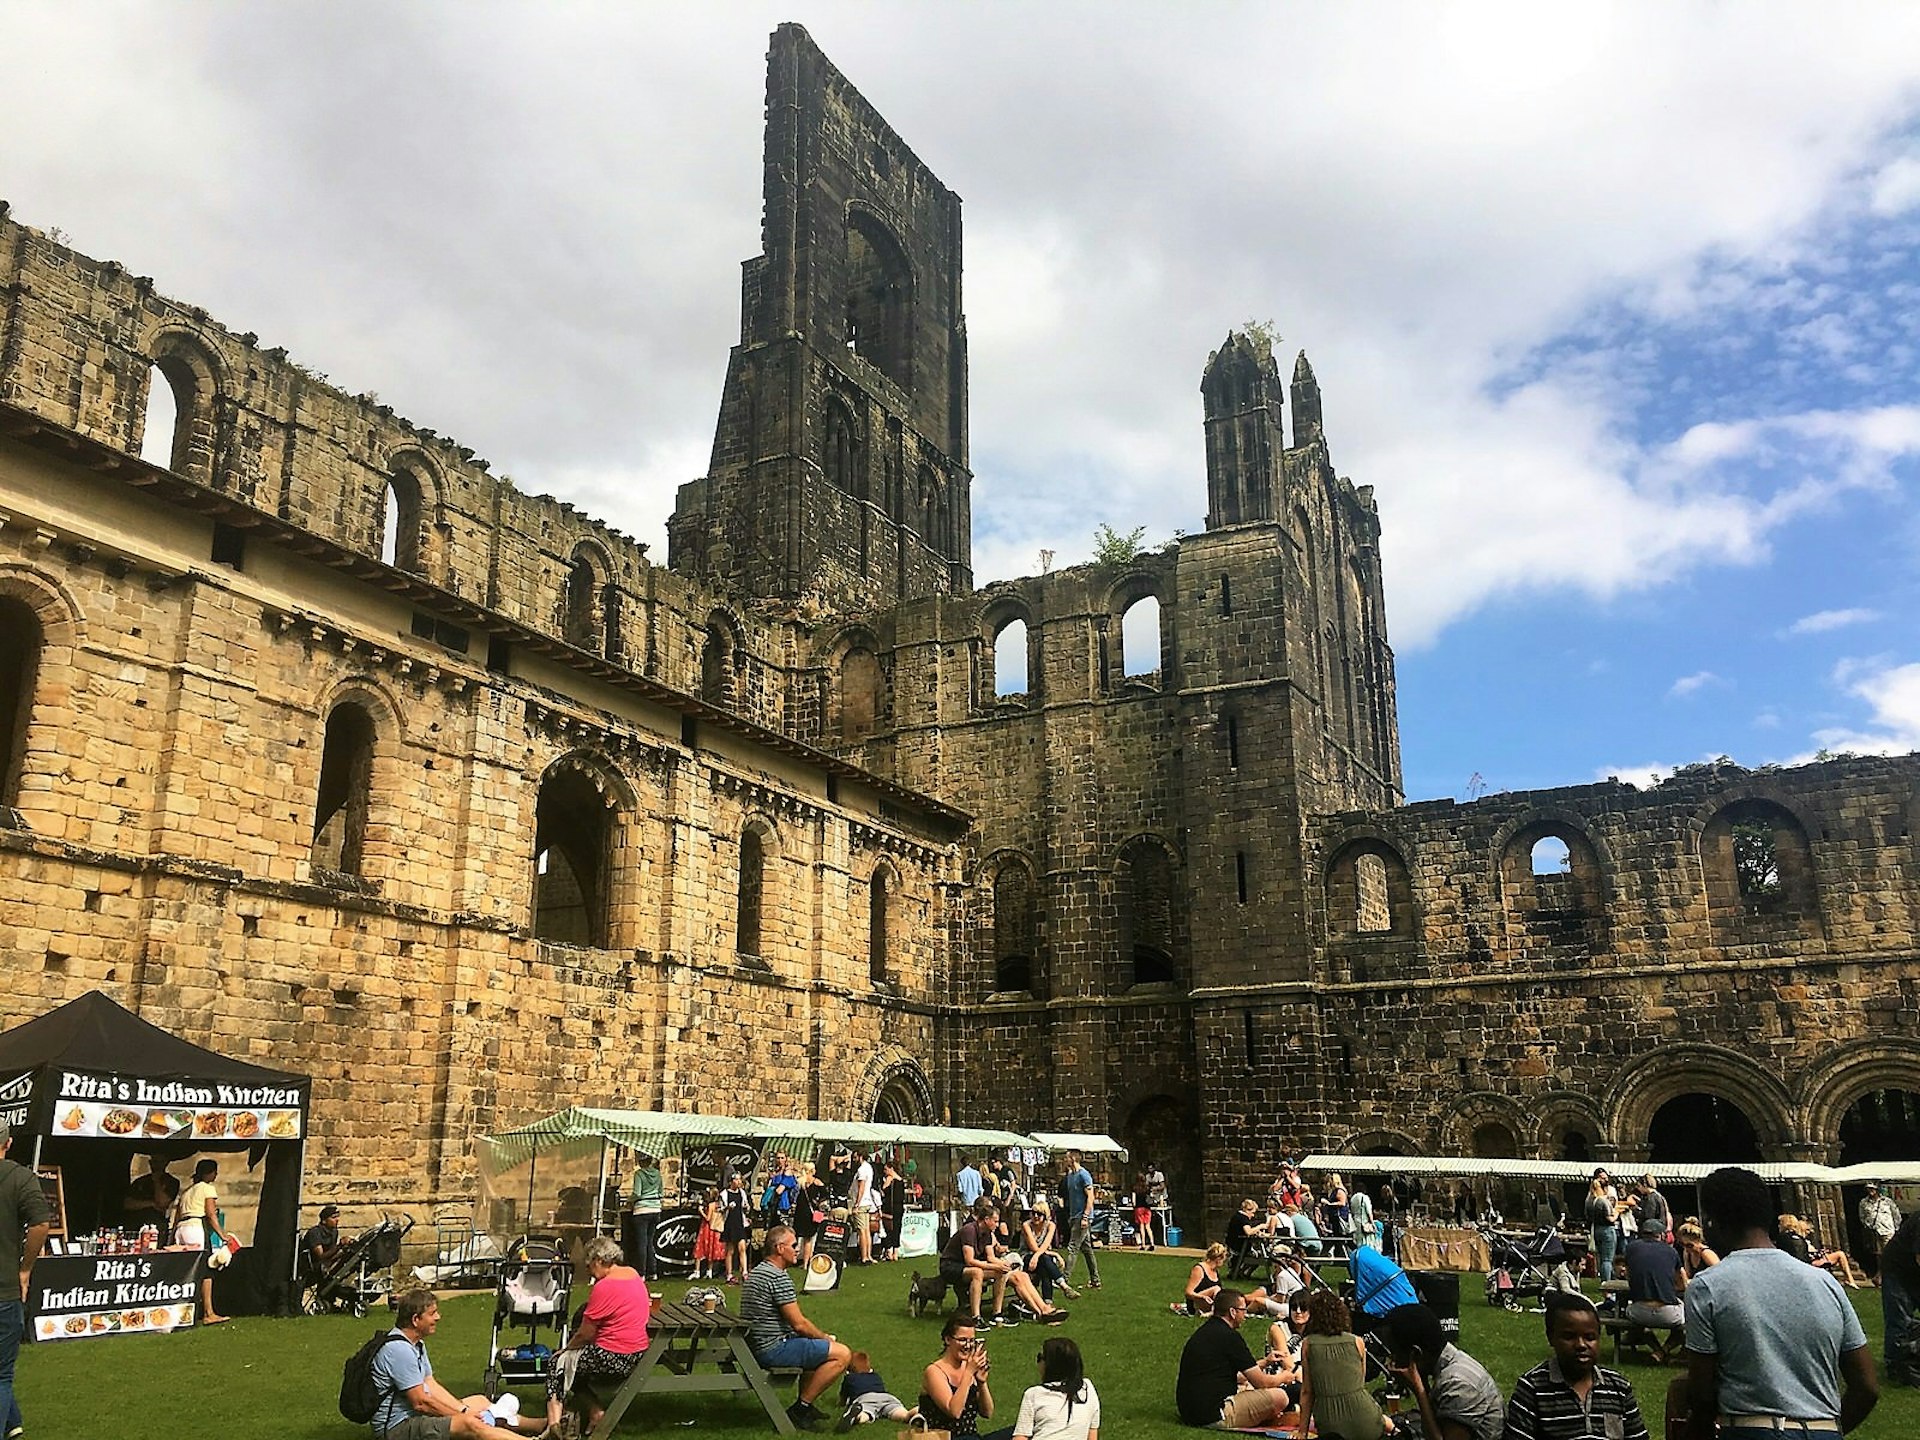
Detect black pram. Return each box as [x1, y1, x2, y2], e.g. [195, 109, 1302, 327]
[302, 1214, 414, 1317]
[1483, 1224, 1570, 1311]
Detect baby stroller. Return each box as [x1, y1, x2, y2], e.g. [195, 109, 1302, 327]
[480, 1235, 573, 1398]
[302, 1214, 414, 1317]
[1482, 1224, 1568, 1311]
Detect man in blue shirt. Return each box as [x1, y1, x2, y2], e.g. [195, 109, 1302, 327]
[1059, 1150, 1101, 1289]
[372, 1288, 533, 1437]
[955, 1158, 984, 1209]
[1682, 1166, 1877, 1440]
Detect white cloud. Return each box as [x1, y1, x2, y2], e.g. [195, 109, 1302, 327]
[1669, 671, 1725, 699]
[1797, 656, 1920, 756]
[1752, 709, 1782, 729]
[6, 2, 1920, 650]
[1869, 154, 1920, 216]
[1783, 607, 1884, 636]
[1597, 763, 1670, 790]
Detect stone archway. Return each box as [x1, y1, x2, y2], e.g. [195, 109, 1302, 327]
[1121, 1092, 1203, 1242]
[1605, 1043, 1795, 1162]
[854, 1051, 934, 1128]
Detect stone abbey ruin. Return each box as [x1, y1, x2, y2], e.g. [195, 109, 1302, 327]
[2, 24, 1916, 1238]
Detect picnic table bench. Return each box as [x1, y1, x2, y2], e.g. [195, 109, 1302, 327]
[587, 1299, 802, 1439]
[1597, 1282, 1682, 1365]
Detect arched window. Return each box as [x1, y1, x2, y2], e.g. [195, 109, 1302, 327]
[869, 868, 891, 985]
[381, 468, 424, 573]
[602, 585, 624, 665]
[737, 825, 766, 956]
[0, 598, 43, 808]
[533, 765, 615, 947]
[702, 618, 739, 708]
[1326, 840, 1414, 940]
[825, 400, 861, 496]
[311, 702, 376, 876]
[839, 646, 884, 740]
[993, 618, 1028, 698]
[844, 210, 912, 390]
[991, 861, 1037, 994]
[1703, 797, 1819, 930]
[137, 343, 219, 481]
[1530, 836, 1570, 875]
[1120, 594, 1162, 684]
[1118, 837, 1180, 986]
[1353, 852, 1391, 932]
[918, 465, 948, 553]
[565, 556, 599, 648]
[138, 363, 181, 469]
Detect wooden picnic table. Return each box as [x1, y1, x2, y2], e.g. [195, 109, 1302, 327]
[587, 1299, 798, 1439]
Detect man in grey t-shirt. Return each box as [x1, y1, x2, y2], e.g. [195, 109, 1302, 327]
[1381, 1303, 1504, 1440]
[1682, 1167, 1877, 1439]
[740, 1225, 850, 1430]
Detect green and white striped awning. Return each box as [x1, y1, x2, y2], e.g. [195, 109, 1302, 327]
[1302, 1154, 1920, 1186]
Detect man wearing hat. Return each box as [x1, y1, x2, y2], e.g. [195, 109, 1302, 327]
[1858, 1182, 1900, 1283]
[303, 1203, 345, 1282]
[0, 1117, 54, 1440]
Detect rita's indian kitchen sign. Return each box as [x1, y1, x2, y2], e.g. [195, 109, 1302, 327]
[51, 1069, 305, 1142]
[27, 1251, 204, 1341]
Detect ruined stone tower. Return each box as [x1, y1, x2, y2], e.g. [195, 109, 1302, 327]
[668, 23, 971, 610]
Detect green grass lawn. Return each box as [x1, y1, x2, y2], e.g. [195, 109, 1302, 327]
[17, 1251, 1916, 1437]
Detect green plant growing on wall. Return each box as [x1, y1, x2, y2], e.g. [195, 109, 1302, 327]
[1092, 523, 1148, 569]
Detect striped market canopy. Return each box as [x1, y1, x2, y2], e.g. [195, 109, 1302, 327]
[1302, 1154, 1920, 1186]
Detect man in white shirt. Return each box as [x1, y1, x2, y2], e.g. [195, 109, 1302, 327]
[849, 1150, 876, 1266]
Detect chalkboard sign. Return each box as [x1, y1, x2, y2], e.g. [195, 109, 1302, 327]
[36, 1166, 66, 1237]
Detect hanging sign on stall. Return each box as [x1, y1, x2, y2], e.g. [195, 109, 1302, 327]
[897, 1210, 939, 1259]
[0, 1071, 30, 1130]
[680, 1140, 762, 1193]
[27, 1250, 202, 1341]
[48, 1068, 305, 1142]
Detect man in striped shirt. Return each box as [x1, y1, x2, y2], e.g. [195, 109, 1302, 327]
[1503, 1292, 1648, 1440]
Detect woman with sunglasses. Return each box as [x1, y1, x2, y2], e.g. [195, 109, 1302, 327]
[1013, 1336, 1098, 1440]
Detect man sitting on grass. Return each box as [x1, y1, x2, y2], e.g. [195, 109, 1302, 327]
[372, 1288, 540, 1438]
[1503, 1292, 1648, 1440]
[1175, 1287, 1294, 1429]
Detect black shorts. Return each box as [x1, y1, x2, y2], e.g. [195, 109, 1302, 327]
[939, 1262, 971, 1291]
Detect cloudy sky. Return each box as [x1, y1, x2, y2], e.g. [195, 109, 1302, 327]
[11, 2, 1920, 802]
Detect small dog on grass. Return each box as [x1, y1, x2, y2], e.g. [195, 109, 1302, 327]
[906, 1270, 950, 1318]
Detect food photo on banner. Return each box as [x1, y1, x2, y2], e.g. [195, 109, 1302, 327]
[0, 990, 313, 1334]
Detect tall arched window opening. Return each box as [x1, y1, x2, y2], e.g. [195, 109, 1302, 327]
[840, 647, 884, 740]
[381, 469, 424, 573]
[737, 826, 766, 956]
[993, 619, 1028, 698]
[565, 557, 599, 648]
[844, 211, 912, 390]
[1120, 595, 1161, 683]
[991, 862, 1037, 994]
[702, 621, 738, 708]
[532, 766, 614, 947]
[1119, 838, 1179, 986]
[138, 364, 181, 469]
[311, 702, 376, 876]
[0, 599, 44, 808]
[869, 868, 890, 985]
[825, 401, 860, 495]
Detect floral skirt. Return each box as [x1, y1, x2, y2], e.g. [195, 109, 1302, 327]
[694, 1222, 727, 1262]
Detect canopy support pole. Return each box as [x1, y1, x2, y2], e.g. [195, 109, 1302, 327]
[527, 1153, 538, 1232]
[591, 1139, 610, 1235]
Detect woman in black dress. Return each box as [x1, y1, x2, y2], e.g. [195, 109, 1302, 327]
[881, 1158, 907, 1262]
[720, 1170, 753, 1284]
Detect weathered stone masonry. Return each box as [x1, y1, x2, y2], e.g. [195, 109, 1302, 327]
[2, 24, 1916, 1247]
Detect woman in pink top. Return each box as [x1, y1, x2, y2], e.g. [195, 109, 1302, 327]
[537, 1235, 652, 1439]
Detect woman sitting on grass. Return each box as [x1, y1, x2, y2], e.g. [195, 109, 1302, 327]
[1778, 1214, 1865, 1287]
[1173, 1243, 1290, 1318]
[1013, 1336, 1099, 1440]
[1297, 1289, 1386, 1440]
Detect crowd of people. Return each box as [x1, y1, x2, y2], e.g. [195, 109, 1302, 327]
[1172, 1163, 1885, 1440]
[342, 1147, 1906, 1440]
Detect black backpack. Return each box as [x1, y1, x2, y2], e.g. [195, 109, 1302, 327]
[341, 1328, 401, 1424]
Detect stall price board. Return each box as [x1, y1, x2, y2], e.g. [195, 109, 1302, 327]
[35, 1166, 66, 1238]
[26, 1251, 202, 1342]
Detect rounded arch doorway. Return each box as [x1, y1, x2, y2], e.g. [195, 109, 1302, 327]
[1649, 1092, 1763, 1218]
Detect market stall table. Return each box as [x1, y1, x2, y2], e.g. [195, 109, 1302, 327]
[587, 1299, 797, 1439]
[1395, 1225, 1490, 1272]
